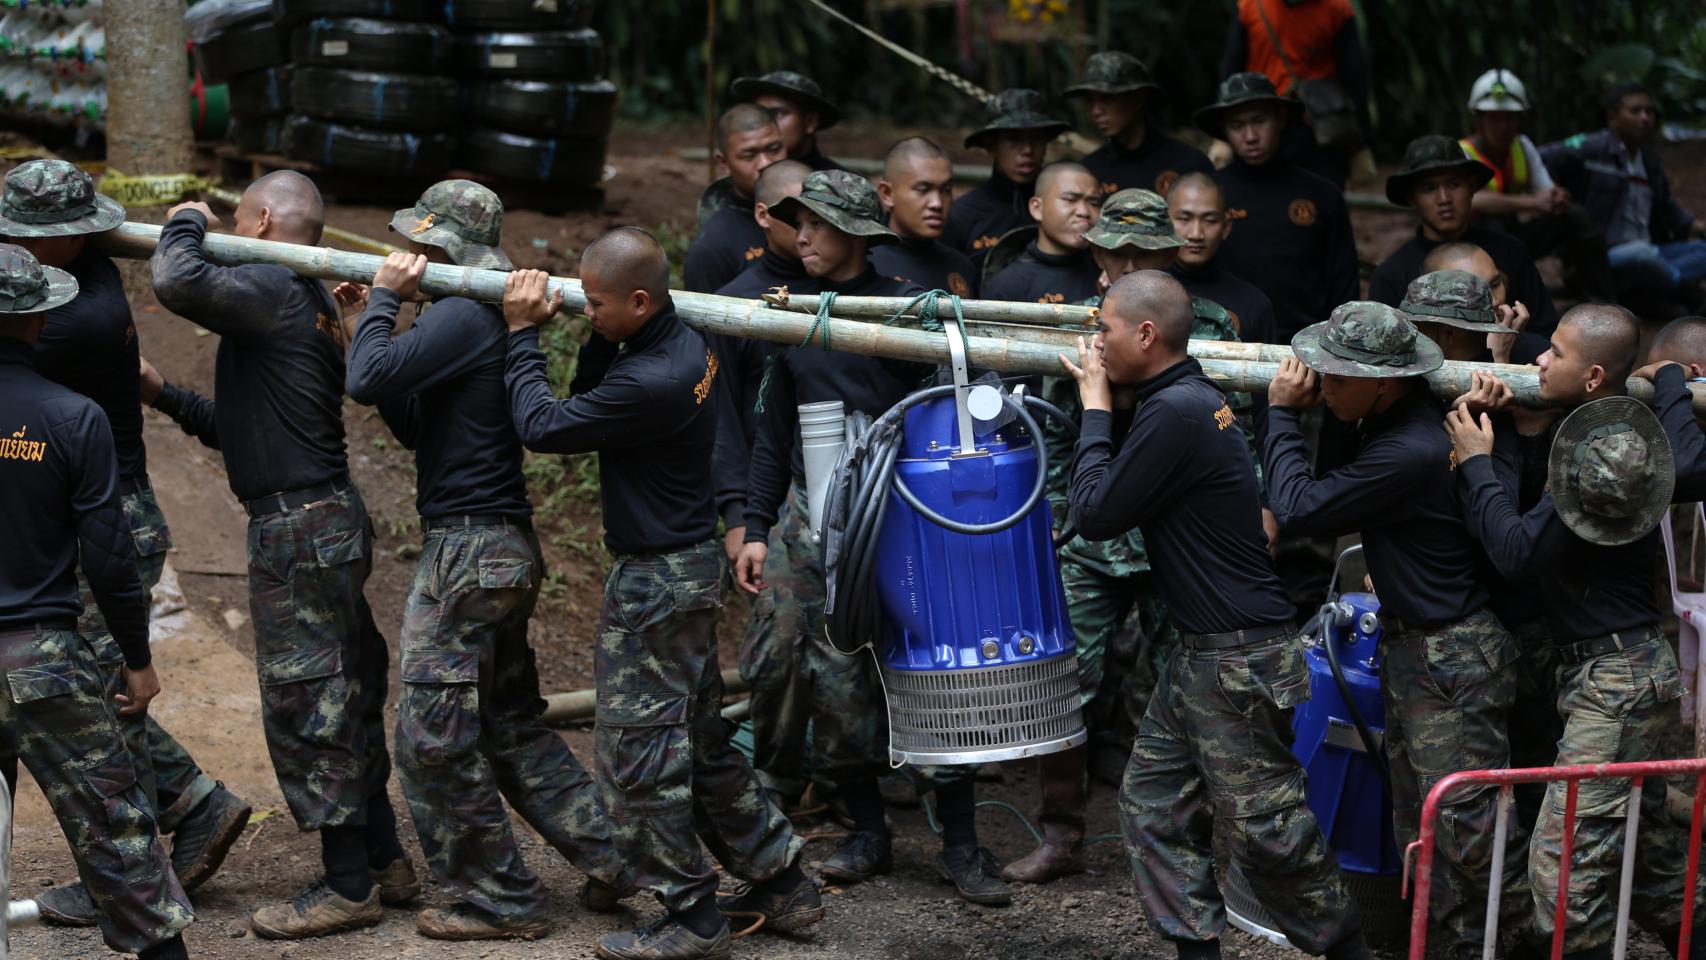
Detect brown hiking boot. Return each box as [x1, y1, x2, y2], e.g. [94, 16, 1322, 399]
[1002, 824, 1085, 883]
[250, 881, 382, 940]
[416, 904, 551, 941]
[170, 784, 251, 893]
[1004, 744, 1088, 884]
[595, 916, 732, 960]
[717, 870, 824, 934]
[371, 858, 421, 906]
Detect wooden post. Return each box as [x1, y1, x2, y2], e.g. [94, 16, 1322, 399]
[705, 0, 718, 184]
[93, 222, 1706, 415]
[104, 0, 194, 179]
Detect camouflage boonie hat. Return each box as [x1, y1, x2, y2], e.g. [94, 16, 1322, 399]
[1063, 52, 1162, 98]
[965, 88, 1071, 150]
[769, 170, 896, 245]
[730, 70, 841, 129]
[1291, 301, 1444, 378]
[1084, 188, 1184, 251]
[0, 159, 125, 237]
[0, 243, 78, 314]
[1193, 72, 1302, 139]
[1400, 269, 1508, 334]
[1385, 134, 1494, 206]
[1549, 396, 1674, 546]
[389, 179, 512, 271]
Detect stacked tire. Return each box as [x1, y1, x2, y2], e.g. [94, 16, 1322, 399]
[447, 0, 616, 187]
[274, 0, 456, 177]
[190, 0, 289, 153]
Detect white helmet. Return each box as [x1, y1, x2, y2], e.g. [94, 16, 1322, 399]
[1468, 69, 1529, 113]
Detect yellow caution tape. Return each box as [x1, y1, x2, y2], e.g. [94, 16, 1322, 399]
[99, 170, 215, 207]
[0, 144, 61, 160]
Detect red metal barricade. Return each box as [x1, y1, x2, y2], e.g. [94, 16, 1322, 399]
[1404, 758, 1706, 960]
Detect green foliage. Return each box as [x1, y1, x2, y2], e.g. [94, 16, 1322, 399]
[593, 0, 1705, 152]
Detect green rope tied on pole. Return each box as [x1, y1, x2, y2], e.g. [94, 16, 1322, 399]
[754, 292, 838, 414]
[886, 289, 972, 356]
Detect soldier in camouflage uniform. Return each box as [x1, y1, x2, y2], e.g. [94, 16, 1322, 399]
[0, 159, 252, 927]
[1455, 308, 1706, 958]
[336, 182, 633, 940]
[0, 244, 195, 959]
[148, 175, 414, 940]
[502, 228, 818, 960]
[1061, 268, 1369, 960]
[1011, 189, 1263, 884]
[1266, 303, 1528, 959]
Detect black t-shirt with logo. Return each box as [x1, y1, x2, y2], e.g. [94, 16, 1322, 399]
[982, 240, 1098, 305]
[872, 236, 979, 299]
[1214, 158, 1359, 343]
[944, 170, 1036, 272]
[684, 200, 767, 294]
[1081, 129, 1213, 198]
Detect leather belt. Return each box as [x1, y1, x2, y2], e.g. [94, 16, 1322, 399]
[1179, 622, 1294, 651]
[1559, 628, 1660, 665]
[243, 478, 349, 519]
[0, 618, 77, 641]
[423, 514, 531, 531]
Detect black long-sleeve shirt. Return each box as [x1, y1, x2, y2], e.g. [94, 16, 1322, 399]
[34, 249, 146, 482]
[711, 252, 820, 528]
[0, 340, 150, 668]
[871, 236, 979, 298]
[1173, 258, 1280, 441]
[1213, 158, 1359, 342]
[149, 210, 349, 501]
[683, 200, 766, 294]
[1265, 389, 1489, 625]
[1067, 357, 1292, 633]
[1368, 225, 1559, 337]
[743, 268, 928, 542]
[983, 241, 1099, 305]
[1457, 447, 1660, 642]
[505, 303, 718, 555]
[346, 290, 530, 519]
[944, 170, 1036, 271]
[1654, 363, 1706, 503]
[1081, 129, 1213, 197]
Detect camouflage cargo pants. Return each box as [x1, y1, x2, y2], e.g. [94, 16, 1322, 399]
[77, 479, 218, 831]
[1384, 609, 1529, 960]
[596, 539, 803, 913]
[738, 485, 888, 798]
[395, 517, 629, 921]
[0, 625, 193, 952]
[1119, 631, 1360, 954]
[1060, 557, 1177, 743]
[1531, 632, 1699, 950]
[246, 484, 392, 831]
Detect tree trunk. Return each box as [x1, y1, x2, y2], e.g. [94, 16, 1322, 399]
[105, 0, 193, 177]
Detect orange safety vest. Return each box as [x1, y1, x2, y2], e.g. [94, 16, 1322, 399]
[1459, 137, 1528, 194]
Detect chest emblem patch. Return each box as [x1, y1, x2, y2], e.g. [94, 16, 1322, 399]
[744, 246, 765, 261]
[947, 272, 970, 297]
[1288, 199, 1318, 226]
[973, 235, 1001, 251]
[1154, 170, 1180, 195]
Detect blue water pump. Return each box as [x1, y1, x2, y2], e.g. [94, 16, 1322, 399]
[812, 319, 1084, 766]
[1227, 545, 1406, 946]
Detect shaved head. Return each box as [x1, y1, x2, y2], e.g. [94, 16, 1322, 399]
[1107, 270, 1192, 349]
[1649, 316, 1706, 369]
[1562, 303, 1640, 384]
[239, 170, 324, 244]
[716, 103, 780, 154]
[582, 226, 670, 303]
[883, 136, 947, 182]
[1166, 171, 1222, 210]
[756, 159, 811, 208]
[1036, 161, 1095, 199]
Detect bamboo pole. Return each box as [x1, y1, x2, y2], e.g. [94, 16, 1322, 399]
[93, 222, 1705, 413]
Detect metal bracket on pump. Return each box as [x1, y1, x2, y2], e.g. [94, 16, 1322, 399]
[940, 307, 991, 457]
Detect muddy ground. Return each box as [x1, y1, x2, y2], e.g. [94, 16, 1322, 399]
[4, 123, 1702, 959]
